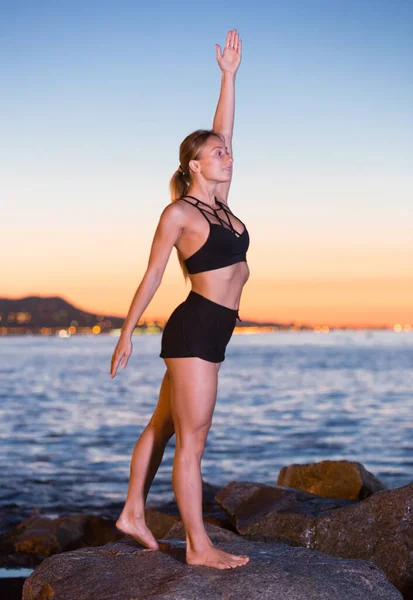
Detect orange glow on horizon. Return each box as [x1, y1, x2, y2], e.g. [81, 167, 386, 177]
[3, 274, 411, 329]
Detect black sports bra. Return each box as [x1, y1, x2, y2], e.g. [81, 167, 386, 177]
[179, 195, 249, 274]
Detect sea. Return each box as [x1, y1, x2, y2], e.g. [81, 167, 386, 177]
[1, 330, 413, 526]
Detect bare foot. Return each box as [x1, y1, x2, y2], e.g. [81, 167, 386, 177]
[116, 514, 159, 550]
[187, 546, 249, 569]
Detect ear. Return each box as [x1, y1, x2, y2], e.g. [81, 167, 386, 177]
[188, 159, 200, 174]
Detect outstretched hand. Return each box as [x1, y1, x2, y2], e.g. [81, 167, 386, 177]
[215, 29, 242, 74]
[110, 335, 133, 379]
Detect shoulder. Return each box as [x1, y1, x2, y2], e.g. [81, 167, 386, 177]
[159, 201, 187, 225]
[171, 198, 202, 220]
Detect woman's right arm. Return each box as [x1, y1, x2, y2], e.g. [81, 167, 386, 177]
[110, 202, 185, 378]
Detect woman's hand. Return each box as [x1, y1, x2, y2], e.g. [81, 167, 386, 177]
[215, 29, 242, 74]
[110, 334, 133, 378]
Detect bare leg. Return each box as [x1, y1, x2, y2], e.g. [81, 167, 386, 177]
[166, 356, 249, 569]
[116, 369, 175, 549]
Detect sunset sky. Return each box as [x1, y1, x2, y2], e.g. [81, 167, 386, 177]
[2, 0, 412, 327]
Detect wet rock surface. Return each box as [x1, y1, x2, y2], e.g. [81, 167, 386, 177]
[23, 523, 401, 600]
[277, 459, 387, 500]
[216, 481, 413, 598]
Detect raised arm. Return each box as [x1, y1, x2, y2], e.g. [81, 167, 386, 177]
[213, 29, 242, 202]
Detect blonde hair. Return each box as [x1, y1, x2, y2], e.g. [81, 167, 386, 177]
[170, 129, 223, 281]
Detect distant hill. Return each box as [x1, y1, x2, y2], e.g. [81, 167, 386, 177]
[0, 296, 126, 331]
[0, 295, 290, 333]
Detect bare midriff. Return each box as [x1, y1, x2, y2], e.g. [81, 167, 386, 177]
[189, 262, 250, 310]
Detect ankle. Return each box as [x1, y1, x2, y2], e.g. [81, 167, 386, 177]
[119, 504, 145, 521]
[186, 533, 214, 553]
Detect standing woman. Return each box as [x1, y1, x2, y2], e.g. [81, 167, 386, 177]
[110, 29, 250, 570]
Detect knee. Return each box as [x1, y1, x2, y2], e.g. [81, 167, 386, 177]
[175, 422, 211, 460]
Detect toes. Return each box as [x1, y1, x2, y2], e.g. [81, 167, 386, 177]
[230, 554, 247, 562]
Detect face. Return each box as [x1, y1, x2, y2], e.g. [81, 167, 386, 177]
[189, 135, 233, 182]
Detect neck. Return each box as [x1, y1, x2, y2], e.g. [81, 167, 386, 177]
[186, 183, 219, 207]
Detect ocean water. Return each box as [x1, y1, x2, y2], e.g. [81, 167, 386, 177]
[1, 330, 412, 521]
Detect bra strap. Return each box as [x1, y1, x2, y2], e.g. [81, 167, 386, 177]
[179, 197, 212, 226]
[180, 195, 241, 236]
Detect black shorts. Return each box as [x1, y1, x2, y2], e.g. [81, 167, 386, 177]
[160, 290, 239, 363]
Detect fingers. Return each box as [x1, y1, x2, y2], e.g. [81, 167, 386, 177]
[225, 29, 231, 48]
[230, 30, 236, 50]
[110, 355, 121, 378]
[110, 337, 132, 378]
[215, 43, 221, 61]
[225, 29, 241, 54]
[110, 350, 126, 378]
[111, 356, 125, 378]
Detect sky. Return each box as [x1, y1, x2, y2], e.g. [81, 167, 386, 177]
[2, 0, 412, 327]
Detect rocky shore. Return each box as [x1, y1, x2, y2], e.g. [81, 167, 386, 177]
[1, 460, 412, 599]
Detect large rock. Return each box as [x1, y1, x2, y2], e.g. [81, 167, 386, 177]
[216, 481, 413, 598]
[215, 481, 355, 544]
[151, 479, 236, 533]
[0, 480, 231, 569]
[23, 523, 401, 600]
[277, 460, 387, 500]
[0, 514, 122, 559]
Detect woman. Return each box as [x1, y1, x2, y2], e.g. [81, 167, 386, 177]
[110, 29, 250, 570]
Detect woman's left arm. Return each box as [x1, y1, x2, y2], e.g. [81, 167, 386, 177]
[213, 29, 242, 201]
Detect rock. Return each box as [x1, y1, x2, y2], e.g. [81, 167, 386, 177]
[309, 482, 413, 597]
[22, 523, 401, 600]
[143, 508, 181, 540]
[0, 505, 35, 536]
[215, 481, 355, 544]
[216, 481, 413, 598]
[1, 514, 122, 558]
[0, 479, 231, 570]
[149, 479, 236, 534]
[277, 460, 387, 500]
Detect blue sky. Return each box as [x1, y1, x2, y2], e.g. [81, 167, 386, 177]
[2, 0, 412, 323]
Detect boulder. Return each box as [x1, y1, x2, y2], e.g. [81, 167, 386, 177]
[0, 480, 231, 569]
[151, 479, 236, 533]
[277, 460, 387, 500]
[216, 481, 413, 598]
[215, 481, 355, 544]
[0, 514, 122, 559]
[22, 523, 401, 600]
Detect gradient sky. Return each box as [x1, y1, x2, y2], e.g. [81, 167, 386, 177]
[2, 0, 412, 326]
